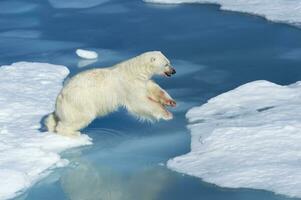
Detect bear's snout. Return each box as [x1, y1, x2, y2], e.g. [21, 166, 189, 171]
[164, 67, 176, 77]
[171, 67, 176, 74]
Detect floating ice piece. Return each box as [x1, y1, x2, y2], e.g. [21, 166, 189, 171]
[144, 0, 301, 26]
[0, 62, 91, 199]
[76, 49, 98, 59]
[75, 48, 132, 68]
[168, 80, 301, 198]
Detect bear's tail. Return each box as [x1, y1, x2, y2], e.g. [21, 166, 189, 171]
[44, 112, 57, 132]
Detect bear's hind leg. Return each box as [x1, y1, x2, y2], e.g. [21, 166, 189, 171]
[55, 114, 94, 137]
[56, 121, 81, 137]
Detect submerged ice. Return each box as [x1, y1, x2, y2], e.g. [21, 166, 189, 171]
[0, 62, 91, 199]
[48, 0, 109, 9]
[144, 0, 301, 26]
[168, 80, 301, 198]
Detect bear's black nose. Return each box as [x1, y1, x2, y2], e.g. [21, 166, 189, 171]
[171, 68, 176, 74]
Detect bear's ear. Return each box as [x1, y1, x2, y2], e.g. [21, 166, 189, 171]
[150, 57, 156, 62]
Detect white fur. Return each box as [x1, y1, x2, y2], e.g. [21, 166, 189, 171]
[45, 51, 176, 136]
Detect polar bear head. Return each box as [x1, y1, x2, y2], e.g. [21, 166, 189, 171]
[140, 51, 176, 78]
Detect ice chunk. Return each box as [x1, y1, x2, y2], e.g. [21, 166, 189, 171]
[168, 80, 301, 198]
[0, 62, 91, 199]
[143, 0, 301, 26]
[48, 0, 109, 9]
[76, 49, 98, 59]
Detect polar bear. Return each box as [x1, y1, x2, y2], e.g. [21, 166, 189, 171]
[44, 51, 176, 137]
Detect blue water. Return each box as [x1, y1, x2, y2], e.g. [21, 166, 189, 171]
[3, 0, 301, 199]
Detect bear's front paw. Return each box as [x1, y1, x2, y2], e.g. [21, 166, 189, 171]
[162, 110, 173, 120]
[164, 99, 176, 107]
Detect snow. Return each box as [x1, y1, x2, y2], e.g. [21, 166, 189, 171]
[0, 62, 91, 199]
[76, 49, 98, 59]
[168, 80, 301, 198]
[144, 0, 301, 26]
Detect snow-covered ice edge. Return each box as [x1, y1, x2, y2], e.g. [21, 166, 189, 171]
[0, 62, 91, 199]
[144, 0, 301, 27]
[168, 80, 301, 198]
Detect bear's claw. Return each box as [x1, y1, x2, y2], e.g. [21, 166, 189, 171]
[166, 99, 176, 107]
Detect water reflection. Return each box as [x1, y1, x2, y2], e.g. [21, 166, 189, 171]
[57, 127, 185, 200]
[61, 160, 172, 200]
[77, 59, 98, 68]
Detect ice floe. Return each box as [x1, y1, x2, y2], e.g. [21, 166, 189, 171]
[144, 0, 301, 26]
[0, 62, 91, 199]
[168, 80, 301, 197]
[76, 49, 98, 59]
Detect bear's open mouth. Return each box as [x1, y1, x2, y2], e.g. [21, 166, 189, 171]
[164, 72, 172, 77]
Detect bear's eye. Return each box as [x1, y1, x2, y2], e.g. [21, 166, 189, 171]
[165, 63, 169, 67]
